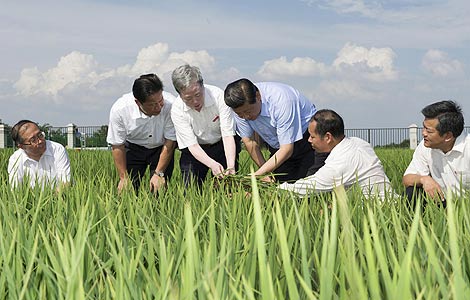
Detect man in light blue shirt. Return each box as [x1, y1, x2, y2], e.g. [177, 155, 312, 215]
[224, 78, 328, 182]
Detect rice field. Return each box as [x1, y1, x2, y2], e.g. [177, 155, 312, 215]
[0, 147, 469, 299]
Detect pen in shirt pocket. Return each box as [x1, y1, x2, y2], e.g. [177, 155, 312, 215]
[212, 115, 219, 122]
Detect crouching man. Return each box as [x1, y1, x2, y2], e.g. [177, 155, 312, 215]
[8, 120, 71, 191]
[278, 109, 392, 200]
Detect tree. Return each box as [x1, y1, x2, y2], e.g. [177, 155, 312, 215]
[82, 125, 108, 147]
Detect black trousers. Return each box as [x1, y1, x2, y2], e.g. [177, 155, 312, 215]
[268, 130, 329, 183]
[405, 186, 446, 209]
[180, 137, 241, 187]
[126, 142, 175, 191]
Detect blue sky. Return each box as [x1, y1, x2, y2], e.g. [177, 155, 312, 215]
[1, 0, 469, 128]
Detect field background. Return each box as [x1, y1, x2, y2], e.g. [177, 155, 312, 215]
[1, 148, 469, 299]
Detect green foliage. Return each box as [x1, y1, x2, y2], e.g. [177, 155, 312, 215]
[0, 148, 469, 299]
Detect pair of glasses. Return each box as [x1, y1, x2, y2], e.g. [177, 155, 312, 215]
[22, 131, 46, 146]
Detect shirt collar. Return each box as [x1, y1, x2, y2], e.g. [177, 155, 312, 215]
[259, 99, 270, 117]
[130, 102, 152, 120]
[450, 134, 467, 154]
[23, 140, 54, 163]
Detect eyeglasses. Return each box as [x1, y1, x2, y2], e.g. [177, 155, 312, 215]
[21, 131, 46, 146]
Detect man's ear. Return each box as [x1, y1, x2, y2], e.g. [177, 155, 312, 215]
[256, 91, 261, 102]
[325, 132, 333, 143]
[444, 131, 454, 142]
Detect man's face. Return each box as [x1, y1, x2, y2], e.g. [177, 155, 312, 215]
[180, 82, 205, 112]
[19, 123, 47, 159]
[422, 118, 449, 150]
[308, 121, 330, 153]
[232, 93, 261, 121]
[136, 91, 164, 116]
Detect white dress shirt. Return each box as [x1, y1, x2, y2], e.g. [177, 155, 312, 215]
[171, 84, 236, 149]
[279, 137, 392, 199]
[106, 92, 177, 148]
[404, 134, 470, 193]
[8, 140, 71, 188]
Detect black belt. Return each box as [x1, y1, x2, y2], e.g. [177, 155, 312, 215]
[199, 139, 222, 150]
[125, 141, 162, 151]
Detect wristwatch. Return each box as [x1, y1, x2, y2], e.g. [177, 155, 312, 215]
[154, 170, 165, 177]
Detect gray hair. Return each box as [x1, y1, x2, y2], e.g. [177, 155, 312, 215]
[171, 64, 204, 94]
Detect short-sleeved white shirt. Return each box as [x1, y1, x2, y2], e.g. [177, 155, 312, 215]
[404, 134, 470, 193]
[106, 92, 177, 149]
[279, 137, 392, 199]
[171, 84, 236, 149]
[8, 140, 71, 188]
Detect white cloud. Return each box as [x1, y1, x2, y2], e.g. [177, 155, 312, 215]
[12, 43, 226, 99]
[304, 0, 381, 18]
[316, 79, 376, 102]
[421, 49, 464, 77]
[14, 51, 98, 98]
[333, 43, 397, 81]
[257, 56, 328, 79]
[128, 43, 170, 75]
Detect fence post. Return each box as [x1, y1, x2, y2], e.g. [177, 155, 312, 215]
[67, 123, 76, 148]
[409, 123, 418, 150]
[0, 124, 5, 149]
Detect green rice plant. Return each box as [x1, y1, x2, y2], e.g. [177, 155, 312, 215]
[0, 147, 470, 299]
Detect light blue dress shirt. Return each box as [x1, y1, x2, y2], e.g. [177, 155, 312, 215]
[234, 82, 316, 149]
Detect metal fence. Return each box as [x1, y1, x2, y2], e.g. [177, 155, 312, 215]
[345, 128, 410, 147]
[345, 126, 470, 147]
[47, 125, 109, 148]
[1, 124, 470, 149]
[0, 125, 109, 148]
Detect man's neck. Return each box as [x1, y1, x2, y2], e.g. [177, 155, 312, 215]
[440, 139, 456, 154]
[28, 153, 43, 161]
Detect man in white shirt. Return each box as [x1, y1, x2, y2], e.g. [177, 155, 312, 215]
[171, 64, 240, 187]
[8, 120, 71, 190]
[403, 100, 470, 206]
[107, 74, 177, 193]
[279, 110, 391, 199]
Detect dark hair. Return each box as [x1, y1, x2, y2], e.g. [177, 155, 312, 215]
[132, 74, 163, 103]
[421, 100, 464, 137]
[224, 78, 258, 108]
[11, 120, 38, 146]
[312, 109, 345, 138]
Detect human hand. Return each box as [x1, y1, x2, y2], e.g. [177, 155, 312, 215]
[260, 175, 275, 183]
[420, 176, 445, 202]
[210, 162, 225, 178]
[150, 174, 166, 193]
[224, 167, 236, 176]
[117, 177, 130, 194]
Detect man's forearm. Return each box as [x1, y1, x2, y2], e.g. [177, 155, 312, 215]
[254, 144, 293, 176]
[243, 138, 266, 168]
[403, 174, 424, 187]
[155, 140, 176, 173]
[111, 145, 128, 179]
[222, 136, 236, 169]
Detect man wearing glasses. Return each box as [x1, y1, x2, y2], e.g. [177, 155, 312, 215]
[107, 74, 177, 193]
[8, 120, 71, 190]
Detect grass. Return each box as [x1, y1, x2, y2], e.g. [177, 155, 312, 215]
[0, 147, 469, 299]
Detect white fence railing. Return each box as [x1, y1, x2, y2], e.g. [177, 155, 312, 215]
[1, 123, 469, 149]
